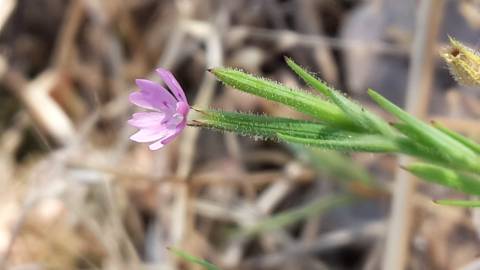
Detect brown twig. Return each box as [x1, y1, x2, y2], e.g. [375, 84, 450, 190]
[382, 0, 445, 269]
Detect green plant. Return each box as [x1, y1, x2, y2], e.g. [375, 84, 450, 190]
[191, 57, 480, 206]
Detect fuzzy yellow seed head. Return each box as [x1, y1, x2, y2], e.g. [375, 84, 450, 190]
[440, 37, 480, 87]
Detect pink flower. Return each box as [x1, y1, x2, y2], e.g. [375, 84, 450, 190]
[128, 69, 189, 150]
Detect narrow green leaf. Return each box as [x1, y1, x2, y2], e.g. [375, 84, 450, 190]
[210, 67, 356, 129]
[285, 57, 395, 137]
[392, 122, 431, 145]
[369, 122, 476, 171]
[237, 195, 352, 237]
[195, 110, 351, 140]
[277, 132, 400, 153]
[392, 123, 447, 161]
[434, 199, 480, 207]
[368, 89, 480, 172]
[405, 163, 480, 196]
[432, 121, 480, 154]
[394, 139, 451, 165]
[168, 247, 221, 270]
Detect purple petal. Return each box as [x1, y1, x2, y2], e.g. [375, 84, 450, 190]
[148, 130, 177, 150]
[128, 69, 190, 150]
[148, 140, 166, 150]
[176, 101, 190, 117]
[131, 79, 176, 111]
[167, 113, 184, 128]
[130, 127, 171, 143]
[129, 92, 157, 111]
[162, 127, 183, 144]
[128, 112, 165, 128]
[156, 68, 187, 103]
[148, 120, 187, 150]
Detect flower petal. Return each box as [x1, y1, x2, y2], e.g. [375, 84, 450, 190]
[176, 101, 190, 116]
[148, 128, 183, 150]
[148, 134, 173, 150]
[133, 79, 177, 111]
[161, 130, 181, 145]
[156, 68, 187, 103]
[129, 92, 156, 111]
[148, 140, 166, 150]
[167, 113, 184, 128]
[128, 69, 190, 150]
[130, 127, 170, 143]
[128, 112, 166, 128]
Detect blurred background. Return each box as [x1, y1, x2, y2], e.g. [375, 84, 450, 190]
[0, 0, 480, 269]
